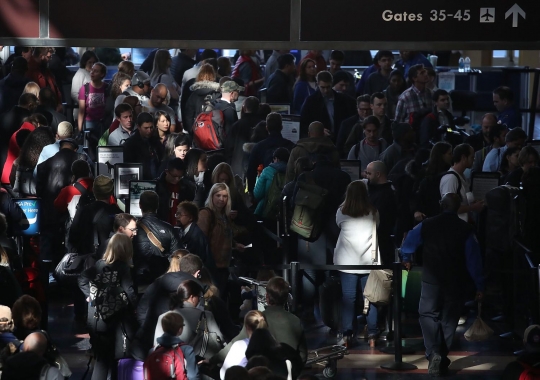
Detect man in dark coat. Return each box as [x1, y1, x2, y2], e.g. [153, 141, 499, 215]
[134, 254, 203, 358]
[0, 57, 30, 114]
[266, 53, 296, 105]
[170, 49, 196, 86]
[37, 139, 88, 271]
[155, 158, 196, 224]
[246, 112, 295, 193]
[365, 160, 397, 265]
[401, 193, 484, 376]
[176, 200, 213, 269]
[123, 112, 164, 180]
[133, 190, 181, 287]
[299, 71, 356, 141]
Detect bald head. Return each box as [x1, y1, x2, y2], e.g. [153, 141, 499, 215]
[308, 122, 325, 138]
[151, 84, 168, 107]
[365, 160, 388, 184]
[440, 193, 461, 213]
[23, 332, 48, 356]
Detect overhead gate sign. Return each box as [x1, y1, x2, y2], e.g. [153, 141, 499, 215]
[48, 0, 290, 41]
[301, 0, 535, 42]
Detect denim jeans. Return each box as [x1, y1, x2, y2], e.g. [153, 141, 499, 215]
[340, 272, 378, 336]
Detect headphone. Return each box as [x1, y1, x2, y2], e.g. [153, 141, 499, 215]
[132, 72, 146, 89]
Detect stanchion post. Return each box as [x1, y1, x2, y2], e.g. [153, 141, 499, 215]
[381, 262, 417, 371]
[290, 261, 300, 314]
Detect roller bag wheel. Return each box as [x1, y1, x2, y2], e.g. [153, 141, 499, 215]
[319, 276, 342, 331]
[118, 358, 144, 380]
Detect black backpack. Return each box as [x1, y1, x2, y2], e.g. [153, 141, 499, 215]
[416, 171, 461, 218]
[73, 182, 96, 211]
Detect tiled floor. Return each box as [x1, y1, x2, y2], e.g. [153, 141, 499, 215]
[47, 289, 522, 379]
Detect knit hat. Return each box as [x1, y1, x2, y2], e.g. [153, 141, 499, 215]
[93, 175, 114, 200]
[57, 121, 74, 138]
[392, 122, 412, 141]
[0, 305, 13, 329]
[524, 324, 540, 353]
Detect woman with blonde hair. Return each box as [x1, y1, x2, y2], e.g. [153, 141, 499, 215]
[166, 249, 190, 273]
[198, 183, 245, 295]
[185, 63, 220, 130]
[220, 310, 267, 377]
[150, 49, 180, 111]
[333, 180, 379, 348]
[78, 233, 138, 380]
[22, 82, 40, 98]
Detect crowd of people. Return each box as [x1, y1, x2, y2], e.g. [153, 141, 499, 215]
[0, 47, 537, 379]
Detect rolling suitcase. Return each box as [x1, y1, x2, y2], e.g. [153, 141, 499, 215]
[319, 276, 342, 331]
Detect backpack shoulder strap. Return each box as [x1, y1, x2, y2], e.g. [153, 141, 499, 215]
[138, 221, 165, 252]
[73, 182, 87, 195]
[84, 82, 90, 100]
[442, 170, 462, 195]
[92, 207, 108, 248]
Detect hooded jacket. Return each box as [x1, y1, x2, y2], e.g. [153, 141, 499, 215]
[184, 81, 221, 132]
[285, 136, 340, 183]
[253, 161, 287, 215]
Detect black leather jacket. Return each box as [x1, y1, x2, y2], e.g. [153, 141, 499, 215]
[133, 213, 181, 286]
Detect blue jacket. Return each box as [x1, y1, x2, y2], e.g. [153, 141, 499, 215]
[292, 81, 316, 114]
[155, 333, 200, 380]
[247, 133, 295, 193]
[253, 161, 287, 215]
[498, 106, 522, 129]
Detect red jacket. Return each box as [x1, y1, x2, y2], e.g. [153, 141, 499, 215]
[54, 177, 94, 215]
[26, 58, 63, 106]
[232, 55, 262, 96]
[1, 122, 36, 184]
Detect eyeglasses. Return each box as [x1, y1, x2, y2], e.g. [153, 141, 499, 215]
[126, 227, 138, 232]
[175, 212, 188, 217]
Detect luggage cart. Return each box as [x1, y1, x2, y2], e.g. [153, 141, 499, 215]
[306, 345, 347, 378]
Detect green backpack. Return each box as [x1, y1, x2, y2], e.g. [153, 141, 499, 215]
[262, 172, 287, 221]
[290, 173, 328, 242]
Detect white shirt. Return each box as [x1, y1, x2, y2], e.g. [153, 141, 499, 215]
[220, 338, 249, 379]
[439, 168, 469, 222]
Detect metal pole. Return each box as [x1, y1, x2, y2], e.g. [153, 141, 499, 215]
[381, 262, 417, 371]
[290, 261, 299, 314]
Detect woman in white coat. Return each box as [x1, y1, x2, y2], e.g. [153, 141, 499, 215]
[333, 180, 380, 347]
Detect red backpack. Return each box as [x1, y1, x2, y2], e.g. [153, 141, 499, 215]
[192, 95, 226, 151]
[519, 361, 540, 380]
[143, 344, 188, 380]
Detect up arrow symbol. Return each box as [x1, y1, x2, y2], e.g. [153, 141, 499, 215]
[505, 3, 526, 27]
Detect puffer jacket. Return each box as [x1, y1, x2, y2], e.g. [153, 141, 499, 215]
[133, 213, 181, 286]
[184, 81, 221, 132]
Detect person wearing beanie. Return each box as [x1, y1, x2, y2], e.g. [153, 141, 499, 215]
[332, 70, 352, 95]
[34, 121, 92, 178]
[379, 121, 415, 172]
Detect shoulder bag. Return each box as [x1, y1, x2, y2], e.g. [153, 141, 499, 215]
[363, 213, 393, 313]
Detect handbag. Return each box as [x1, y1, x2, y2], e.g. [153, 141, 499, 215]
[363, 214, 393, 313]
[89, 267, 129, 322]
[41, 330, 72, 379]
[192, 311, 225, 359]
[54, 208, 105, 283]
[464, 303, 493, 342]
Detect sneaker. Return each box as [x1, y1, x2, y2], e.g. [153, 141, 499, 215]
[428, 353, 442, 377]
[458, 315, 467, 325]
